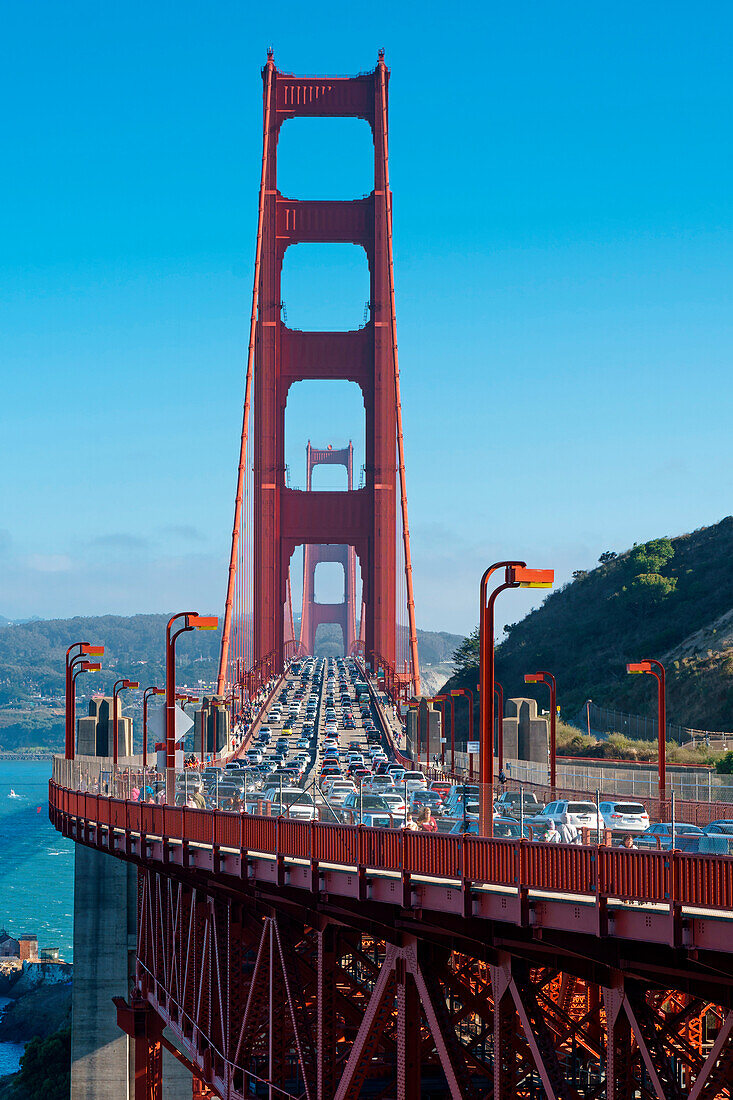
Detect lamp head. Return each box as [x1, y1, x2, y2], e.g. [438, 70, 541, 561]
[187, 615, 218, 631]
[627, 662, 653, 675]
[524, 673, 543, 684]
[512, 566, 554, 589]
[123, 680, 140, 690]
[86, 662, 102, 672]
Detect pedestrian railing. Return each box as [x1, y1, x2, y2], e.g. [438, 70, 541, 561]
[50, 780, 733, 916]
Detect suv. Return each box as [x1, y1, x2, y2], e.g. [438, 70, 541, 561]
[494, 790, 545, 817]
[598, 801, 649, 834]
[533, 800, 601, 833]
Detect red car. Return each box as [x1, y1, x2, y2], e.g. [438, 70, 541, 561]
[429, 781, 452, 802]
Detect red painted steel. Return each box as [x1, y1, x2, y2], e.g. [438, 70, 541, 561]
[49, 782, 733, 919]
[299, 443, 359, 656]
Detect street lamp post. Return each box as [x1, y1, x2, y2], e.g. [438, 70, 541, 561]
[70, 659, 102, 761]
[447, 692, 456, 772]
[524, 671, 557, 792]
[627, 660, 667, 814]
[112, 679, 139, 767]
[142, 687, 165, 769]
[480, 563, 554, 836]
[65, 642, 104, 759]
[450, 688, 474, 775]
[494, 680, 504, 776]
[433, 695, 447, 766]
[166, 613, 218, 804]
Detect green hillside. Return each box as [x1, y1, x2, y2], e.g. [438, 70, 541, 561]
[446, 517, 733, 736]
[0, 614, 460, 750]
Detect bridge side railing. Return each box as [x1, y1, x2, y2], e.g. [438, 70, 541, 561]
[50, 781, 733, 913]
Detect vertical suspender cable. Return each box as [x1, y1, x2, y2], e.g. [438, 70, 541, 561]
[217, 57, 275, 694]
[378, 58, 421, 696]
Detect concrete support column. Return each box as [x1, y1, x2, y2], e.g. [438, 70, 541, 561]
[72, 846, 192, 1099]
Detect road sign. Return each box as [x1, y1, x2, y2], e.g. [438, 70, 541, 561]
[147, 705, 194, 743]
[467, 741, 480, 754]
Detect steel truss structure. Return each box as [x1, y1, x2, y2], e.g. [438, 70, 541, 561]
[53, 786, 733, 1098]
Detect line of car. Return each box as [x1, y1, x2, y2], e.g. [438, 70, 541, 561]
[177, 664, 733, 853]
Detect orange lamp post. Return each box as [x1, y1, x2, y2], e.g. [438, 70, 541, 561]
[480, 563, 554, 835]
[70, 660, 102, 758]
[112, 679, 140, 766]
[142, 687, 165, 769]
[450, 688, 474, 775]
[166, 614, 218, 803]
[525, 671, 557, 791]
[627, 660, 667, 812]
[494, 681, 504, 774]
[65, 643, 104, 759]
[433, 695, 447, 765]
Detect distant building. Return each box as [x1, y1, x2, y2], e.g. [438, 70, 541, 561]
[0, 931, 39, 961]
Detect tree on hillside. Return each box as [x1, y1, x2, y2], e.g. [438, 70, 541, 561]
[1, 1027, 70, 1099]
[624, 538, 677, 606]
[629, 538, 675, 575]
[452, 627, 479, 673]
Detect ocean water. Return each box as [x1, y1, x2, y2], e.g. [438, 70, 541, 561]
[0, 997, 25, 1075]
[0, 760, 74, 960]
[0, 761, 74, 1077]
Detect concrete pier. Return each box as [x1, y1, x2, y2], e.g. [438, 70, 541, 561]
[71, 836, 191, 1097]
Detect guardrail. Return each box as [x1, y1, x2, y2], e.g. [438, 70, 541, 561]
[50, 781, 733, 915]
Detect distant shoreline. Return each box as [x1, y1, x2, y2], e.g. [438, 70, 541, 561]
[0, 753, 53, 762]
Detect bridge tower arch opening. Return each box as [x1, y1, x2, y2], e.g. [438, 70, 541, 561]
[299, 443, 359, 655]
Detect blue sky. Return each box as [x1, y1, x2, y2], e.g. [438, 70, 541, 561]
[1, 1, 731, 635]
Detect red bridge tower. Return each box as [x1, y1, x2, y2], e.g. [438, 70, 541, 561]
[218, 51, 420, 696]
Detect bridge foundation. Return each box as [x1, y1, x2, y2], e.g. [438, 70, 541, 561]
[71, 835, 192, 1098]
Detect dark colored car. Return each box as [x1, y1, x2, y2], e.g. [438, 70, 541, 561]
[636, 822, 703, 851]
[449, 817, 531, 839]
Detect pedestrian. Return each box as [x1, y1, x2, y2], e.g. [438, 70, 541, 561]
[498, 769, 507, 787]
[622, 834, 637, 850]
[402, 811, 418, 831]
[418, 806, 437, 832]
[545, 821, 561, 843]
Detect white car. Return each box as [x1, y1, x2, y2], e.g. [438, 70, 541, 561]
[365, 776, 395, 794]
[534, 800, 601, 833]
[325, 782, 356, 805]
[380, 792, 406, 817]
[599, 801, 649, 833]
[265, 788, 316, 820]
[401, 771, 428, 792]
